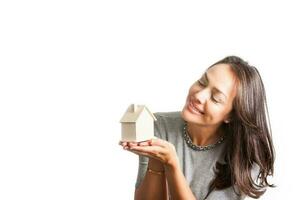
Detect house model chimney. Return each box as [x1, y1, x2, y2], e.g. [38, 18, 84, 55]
[129, 104, 138, 112]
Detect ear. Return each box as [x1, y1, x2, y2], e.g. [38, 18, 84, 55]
[224, 119, 230, 123]
[224, 115, 232, 124]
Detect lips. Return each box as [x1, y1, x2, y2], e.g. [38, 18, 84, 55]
[188, 100, 205, 115]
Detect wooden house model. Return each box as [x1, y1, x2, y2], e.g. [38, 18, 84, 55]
[120, 104, 157, 142]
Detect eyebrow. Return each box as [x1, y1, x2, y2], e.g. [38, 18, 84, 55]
[203, 72, 227, 100]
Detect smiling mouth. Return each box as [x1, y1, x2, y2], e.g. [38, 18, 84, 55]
[188, 101, 205, 115]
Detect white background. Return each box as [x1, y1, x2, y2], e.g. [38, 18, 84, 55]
[0, 0, 299, 199]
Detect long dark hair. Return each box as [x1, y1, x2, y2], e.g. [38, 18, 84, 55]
[208, 56, 275, 198]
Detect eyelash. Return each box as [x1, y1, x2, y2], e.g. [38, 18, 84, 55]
[197, 80, 221, 104]
[212, 97, 220, 103]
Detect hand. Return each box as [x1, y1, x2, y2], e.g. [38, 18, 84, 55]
[119, 138, 179, 169]
[119, 140, 164, 171]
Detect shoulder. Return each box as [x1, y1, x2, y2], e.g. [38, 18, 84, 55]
[154, 111, 182, 119]
[154, 111, 183, 125]
[153, 111, 184, 140]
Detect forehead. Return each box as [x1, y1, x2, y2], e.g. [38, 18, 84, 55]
[206, 63, 238, 99]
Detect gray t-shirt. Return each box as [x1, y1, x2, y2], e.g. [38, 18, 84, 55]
[135, 112, 259, 200]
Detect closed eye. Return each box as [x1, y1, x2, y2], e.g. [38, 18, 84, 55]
[212, 94, 224, 104]
[212, 96, 221, 103]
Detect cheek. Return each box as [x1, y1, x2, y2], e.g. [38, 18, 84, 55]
[187, 87, 197, 99]
[206, 103, 228, 119]
[188, 86, 197, 94]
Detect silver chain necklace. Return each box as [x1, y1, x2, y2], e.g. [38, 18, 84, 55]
[183, 122, 225, 151]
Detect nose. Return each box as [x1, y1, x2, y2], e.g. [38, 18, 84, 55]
[194, 88, 210, 104]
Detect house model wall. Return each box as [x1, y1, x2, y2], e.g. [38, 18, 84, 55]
[120, 104, 157, 142]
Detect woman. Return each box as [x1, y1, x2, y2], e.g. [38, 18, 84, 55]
[120, 56, 275, 200]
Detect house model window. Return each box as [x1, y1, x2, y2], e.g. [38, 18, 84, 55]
[120, 104, 157, 142]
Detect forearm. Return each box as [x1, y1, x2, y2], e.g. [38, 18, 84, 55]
[134, 171, 168, 200]
[164, 162, 196, 200]
[135, 159, 168, 200]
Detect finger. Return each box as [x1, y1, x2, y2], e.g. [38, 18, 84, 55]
[128, 142, 139, 147]
[149, 138, 167, 147]
[138, 140, 152, 146]
[119, 141, 128, 147]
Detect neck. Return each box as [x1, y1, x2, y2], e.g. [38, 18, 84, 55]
[187, 122, 224, 146]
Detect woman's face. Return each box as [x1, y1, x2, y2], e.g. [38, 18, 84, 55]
[181, 63, 238, 127]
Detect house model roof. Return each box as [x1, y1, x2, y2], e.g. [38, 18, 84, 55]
[120, 104, 157, 123]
